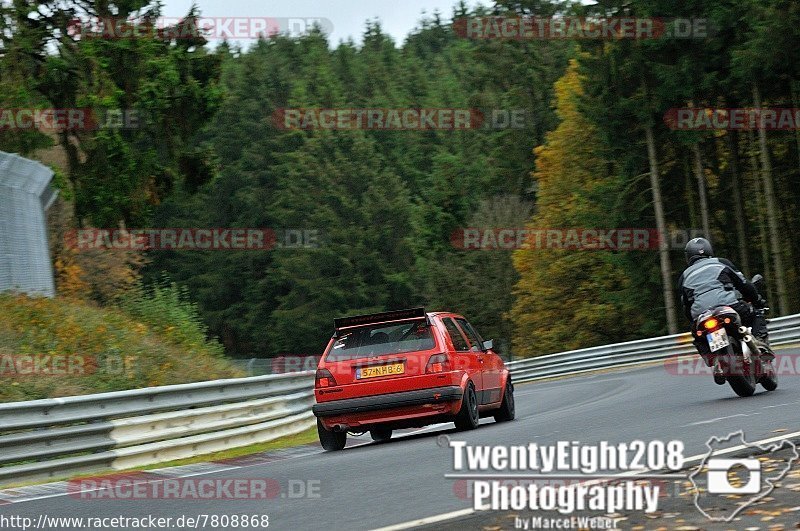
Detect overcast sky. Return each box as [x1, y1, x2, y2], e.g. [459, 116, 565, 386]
[161, 0, 488, 47]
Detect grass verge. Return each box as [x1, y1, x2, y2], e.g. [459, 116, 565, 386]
[137, 427, 320, 470]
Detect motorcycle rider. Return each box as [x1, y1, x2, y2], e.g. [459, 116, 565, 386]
[678, 238, 770, 380]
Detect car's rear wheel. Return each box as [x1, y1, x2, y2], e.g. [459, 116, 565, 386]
[454, 382, 480, 430]
[494, 379, 515, 422]
[370, 427, 392, 442]
[317, 419, 346, 451]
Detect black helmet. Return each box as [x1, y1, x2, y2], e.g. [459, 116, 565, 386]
[685, 237, 713, 264]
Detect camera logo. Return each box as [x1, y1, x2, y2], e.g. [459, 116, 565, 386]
[690, 431, 798, 522]
[706, 458, 760, 494]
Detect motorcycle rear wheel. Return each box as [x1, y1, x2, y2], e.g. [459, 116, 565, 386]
[727, 363, 757, 397]
[760, 361, 778, 391]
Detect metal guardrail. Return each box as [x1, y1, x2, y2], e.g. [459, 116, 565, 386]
[1, 313, 798, 487]
[0, 372, 315, 486]
[231, 355, 322, 376]
[506, 313, 800, 383]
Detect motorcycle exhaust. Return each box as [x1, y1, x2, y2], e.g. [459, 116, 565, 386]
[738, 326, 749, 335]
[742, 334, 759, 363]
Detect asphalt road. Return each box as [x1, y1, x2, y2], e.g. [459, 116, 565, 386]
[1, 353, 799, 531]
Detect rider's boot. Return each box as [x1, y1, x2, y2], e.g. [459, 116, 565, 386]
[756, 339, 775, 361]
[694, 335, 714, 367]
[751, 310, 774, 360]
[752, 306, 768, 337]
[713, 358, 726, 385]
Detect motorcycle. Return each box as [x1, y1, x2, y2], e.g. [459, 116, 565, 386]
[692, 275, 777, 397]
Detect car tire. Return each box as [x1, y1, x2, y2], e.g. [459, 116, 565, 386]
[454, 382, 480, 431]
[493, 378, 515, 423]
[370, 427, 392, 442]
[317, 419, 346, 451]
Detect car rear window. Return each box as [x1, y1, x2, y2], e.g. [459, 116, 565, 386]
[326, 320, 436, 361]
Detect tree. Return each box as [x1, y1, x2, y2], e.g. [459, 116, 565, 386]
[512, 60, 645, 356]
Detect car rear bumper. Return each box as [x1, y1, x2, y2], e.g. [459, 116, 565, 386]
[312, 385, 463, 418]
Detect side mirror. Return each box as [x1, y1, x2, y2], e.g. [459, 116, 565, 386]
[482, 339, 494, 351]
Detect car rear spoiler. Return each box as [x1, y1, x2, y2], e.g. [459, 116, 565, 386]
[333, 307, 429, 335]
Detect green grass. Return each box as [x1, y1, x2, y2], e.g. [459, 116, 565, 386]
[0, 293, 243, 402]
[0, 293, 319, 490]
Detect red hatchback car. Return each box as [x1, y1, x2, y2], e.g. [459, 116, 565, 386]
[312, 308, 515, 451]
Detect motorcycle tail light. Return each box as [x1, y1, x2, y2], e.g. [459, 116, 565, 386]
[703, 318, 719, 330]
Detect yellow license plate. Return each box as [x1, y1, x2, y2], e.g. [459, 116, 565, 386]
[357, 363, 404, 379]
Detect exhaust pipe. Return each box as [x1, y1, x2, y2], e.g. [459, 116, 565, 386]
[332, 424, 348, 433]
[742, 334, 759, 363]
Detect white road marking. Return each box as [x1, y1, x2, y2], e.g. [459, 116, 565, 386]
[683, 413, 754, 427]
[370, 508, 476, 531]
[331, 423, 456, 451]
[762, 402, 798, 409]
[405, 423, 452, 436]
[680, 429, 800, 462]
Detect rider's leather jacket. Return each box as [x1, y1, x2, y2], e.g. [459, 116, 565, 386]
[677, 256, 760, 322]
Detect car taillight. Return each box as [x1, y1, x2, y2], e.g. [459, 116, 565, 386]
[703, 318, 719, 331]
[426, 353, 450, 374]
[316, 369, 337, 388]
